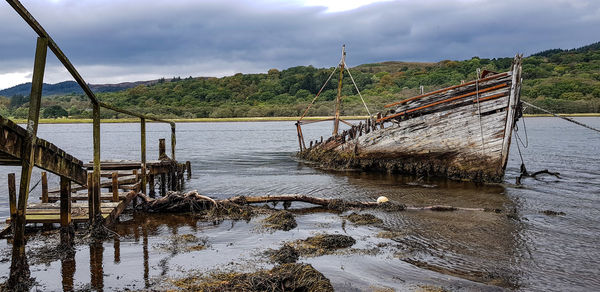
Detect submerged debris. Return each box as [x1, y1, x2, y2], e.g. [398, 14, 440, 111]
[345, 212, 383, 225]
[263, 210, 297, 231]
[171, 263, 333, 291]
[540, 210, 566, 216]
[156, 233, 209, 254]
[266, 244, 299, 264]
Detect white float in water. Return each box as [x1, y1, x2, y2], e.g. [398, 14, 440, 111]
[376, 196, 389, 204]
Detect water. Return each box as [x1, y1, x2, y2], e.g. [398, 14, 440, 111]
[0, 117, 598, 291]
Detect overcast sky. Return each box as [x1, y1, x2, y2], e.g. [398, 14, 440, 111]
[1, 0, 598, 90]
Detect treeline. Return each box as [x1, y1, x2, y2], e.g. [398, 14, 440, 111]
[1, 42, 599, 119]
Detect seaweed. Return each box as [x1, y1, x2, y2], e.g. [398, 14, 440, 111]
[266, 244, 299, 264]
[171, 263, 333, 291]
[263, 211, 297, 231]
[345, 212, 383, 225]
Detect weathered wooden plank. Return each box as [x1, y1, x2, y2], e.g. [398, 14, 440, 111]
[6, 213, 110, 224]
[105, 191, 137, 226]
[27, 202, 121, 209]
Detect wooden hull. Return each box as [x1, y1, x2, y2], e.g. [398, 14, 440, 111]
[298, 56, 523, 183]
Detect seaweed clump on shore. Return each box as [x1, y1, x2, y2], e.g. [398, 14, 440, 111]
[293, 234, 356, 256]
[345, 212, 383, 225]
[171, 263, 333, 291]
[263, 210, 297, 231]
[266, 244, 300, 264]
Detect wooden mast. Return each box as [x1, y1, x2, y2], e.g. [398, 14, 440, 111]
[333, 45, 346, 136]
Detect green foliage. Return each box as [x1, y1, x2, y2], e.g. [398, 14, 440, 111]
[42, 105, 69, 118]
[3, 42, 597, 119]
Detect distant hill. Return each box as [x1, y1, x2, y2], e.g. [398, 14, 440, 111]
[1, 41, 598, 118]
[0, 79, 162, 97]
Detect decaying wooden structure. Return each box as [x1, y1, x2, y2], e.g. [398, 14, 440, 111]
[296, 47, 524, 183]
[1, 0, 191, 288]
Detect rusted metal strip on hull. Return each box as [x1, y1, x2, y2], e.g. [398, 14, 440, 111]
[378, 83, 509, 122]
[384, 72, 509, 108]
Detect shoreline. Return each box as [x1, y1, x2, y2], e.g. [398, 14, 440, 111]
[7, 113, 600, 124]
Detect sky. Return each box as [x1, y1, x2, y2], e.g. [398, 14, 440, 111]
[0, 0, 599, 90]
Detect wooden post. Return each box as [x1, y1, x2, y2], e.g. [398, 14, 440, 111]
[60, 176, 72, 246]
[148, 174, 155, 198]
[92, 102, 101, 221]
[112, 172, 119, 202]
[140, 118, 147, 194]
[41, 172, 48, 203]
[89, 241, 104, 290]
[186, 161, 191, 179]
[171, 124, 176, 161]
[10, 37, 48, 288]
[170, 169, 177, 191]
[160, 173, 166, 196]
[87, 173, 95, 223]
[159, 139, 166, 159]
[8, 173, 16, 221]
[333, 45, 345, 136]
[113, 236, 121, 263]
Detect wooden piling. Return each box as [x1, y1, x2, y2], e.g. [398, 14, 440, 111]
[186, 161, 191, 179]
[87, 173, 95, 223]
[171, 124, 176, 161]
[41, 172, 48, 203]
[148, 174, 155, 198]
[92, 102, 101, 222]
[9, 37, 48, 288]
[8, 173, 16, 221]
[140, 118, 147, 194]
[112, 172, 119, 202]
[59, 176, 72, 246]
[113, 236, 121, 263]
[160, 173, 166, 196]
[159, 139, 166, 159]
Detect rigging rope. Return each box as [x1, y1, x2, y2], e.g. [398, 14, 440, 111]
[29, 177, 42, 194]
[343, 62, 371, 116]
[299, 58, 342, 121]
[522, 101, 600, 134]
[475, 68, 485, 155]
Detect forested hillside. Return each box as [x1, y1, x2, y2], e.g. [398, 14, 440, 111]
[1, 42, 598, 119]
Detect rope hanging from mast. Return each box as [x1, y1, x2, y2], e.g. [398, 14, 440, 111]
[298, 61, 340, 121]
[298, 45, 372, 121]
[344, 62, 371, 117]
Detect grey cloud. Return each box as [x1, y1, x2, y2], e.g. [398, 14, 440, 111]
[1, 0, 598, 86]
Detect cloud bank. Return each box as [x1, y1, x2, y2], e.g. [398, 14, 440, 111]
[0, 0, 598, 89]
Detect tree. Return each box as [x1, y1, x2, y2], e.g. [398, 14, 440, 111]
[9, 94, 28, 109]
[43, 105, 68, 118]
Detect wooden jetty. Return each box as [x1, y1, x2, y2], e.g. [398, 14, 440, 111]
[2, 1, 193, 288]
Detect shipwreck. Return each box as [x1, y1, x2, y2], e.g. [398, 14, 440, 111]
[296, 46, 524, 183]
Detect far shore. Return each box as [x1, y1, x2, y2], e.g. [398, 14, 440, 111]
[8, 113, 600, 124]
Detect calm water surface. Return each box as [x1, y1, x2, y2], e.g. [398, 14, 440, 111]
[0, 117, 598, 291]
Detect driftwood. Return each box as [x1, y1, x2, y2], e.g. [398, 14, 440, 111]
[133, 191, 496, 214]
[516, 163, 560, 185]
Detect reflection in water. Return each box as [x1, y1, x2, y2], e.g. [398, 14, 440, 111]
[113, 236, 120, 264]
[89, 240, 104, 291]
[0, 119, 597, 291]
[142, 222, 149, 288]
[61, 250, 75, 292]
